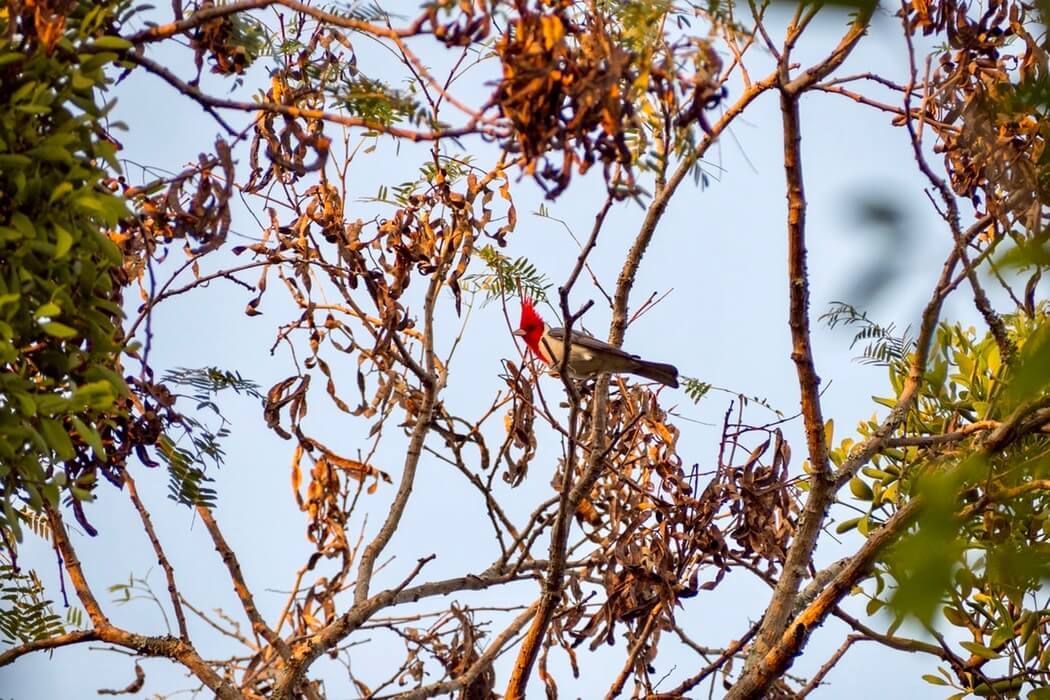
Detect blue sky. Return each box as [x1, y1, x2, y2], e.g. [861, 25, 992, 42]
[2, 4, 1013, 698]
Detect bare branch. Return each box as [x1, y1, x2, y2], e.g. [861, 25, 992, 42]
[124, 471, 189, 642]
[744, 68, 831, 677]
[0, 630, 99, 667]
[196, 506, 291, 662]
[44, 506, 244, 700]
[378, 602, 539, 700]
[126, 0, 427, 46]
[797, 635, 860, 697]
[120, 51, 499, 143]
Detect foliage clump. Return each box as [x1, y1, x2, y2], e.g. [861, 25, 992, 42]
[0, 1, 131, 544]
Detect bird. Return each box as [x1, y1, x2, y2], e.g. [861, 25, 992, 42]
[513, 299, 679, 388]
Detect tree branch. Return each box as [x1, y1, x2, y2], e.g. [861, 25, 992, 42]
[0, 630, 99, 667]
[196, 506, 291, 660]
[379, 602, 539, 700]
[120, 51, 497, 143]
[124, 471, 189, 642]
[44, 505, 244, 700]
[743, 74, 830, 677]
[727, 388, 1050, 697]
[506, 203, 614, 698]
[797, 635, 860, 697]
[126, 0, 427, 46]
[649, 621, 761, 698]
[271, 215, 455, 699]
[728, 499, 923, 699]
[898, 10, 1014, 360]
[605, 603, 663, 700]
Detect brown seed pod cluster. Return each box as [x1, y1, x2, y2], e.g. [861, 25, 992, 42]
[553, 382, 797, 678]
[117, 139, 235, 287]
[905, 0, 1049, 232]
[425, 0, 493, 47]
[246, 162, 515, 557]
[495, 0, 636, 199]
[188, 0, 256, 78]
[243, 22, 351, 193]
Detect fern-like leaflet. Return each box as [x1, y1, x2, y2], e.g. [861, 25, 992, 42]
[820, 301, 914, 367]
[0, 558, 82, 645]
[153, 368, 262, 508]
[468, 245, 552, 305]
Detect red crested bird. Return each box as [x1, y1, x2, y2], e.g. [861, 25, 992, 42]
[513, 299, 679, 388]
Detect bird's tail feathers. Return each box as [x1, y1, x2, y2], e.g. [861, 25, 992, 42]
[630, 360, 679, 388]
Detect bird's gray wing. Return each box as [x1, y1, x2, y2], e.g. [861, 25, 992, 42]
[547, 327, 639, 359]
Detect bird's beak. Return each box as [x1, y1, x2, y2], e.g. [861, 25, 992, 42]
[512, 329, 526, 337]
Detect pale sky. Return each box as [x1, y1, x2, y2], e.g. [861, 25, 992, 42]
[3, 4, 1007, 698]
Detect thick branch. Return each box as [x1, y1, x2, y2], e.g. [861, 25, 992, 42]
[728, 499, 923, 699]
[505, 194, 631, 699]
[830, 213, 989, 490]
[353, 271, 444, 605]
[272, 230, 451, 699]
[784, 10, 874, 94]
[610, 74, 777, 345]
[508, 64, 780, 700]
[728, 389, 1050, 697]
[0, 630, 99, 667]
[744, 82, 830, 674]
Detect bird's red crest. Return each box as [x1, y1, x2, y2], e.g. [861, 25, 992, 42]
[520, 299, 544, 332]
[518, 299, 548, 360]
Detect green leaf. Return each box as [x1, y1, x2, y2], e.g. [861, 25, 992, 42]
[70, 71, 95, 90]
[89, 36, 133, 51]
[71, 380, 116, 410]
[10, 212, 34, 238]
[988, 624, 1015, 649]
[1006, 320, 1050, 406]
[35, 394, 70, 416]
[12, 392, 36, 416]
[849, 476, 873, 501]
[53, 223, 73, 259]
[71, 417, 104, 458]
[836, 516, 862, 534]
[921, 674, 947, 686]
[942, 606, 968, 627]
[0, 154, 32, 169]
[1025, 633, 1040, 662]
[959, 640, 999, 660]
[38, 418, 75, 461]
[34, 302, 61, 320]
[40, 321, 77, 339]
[49, 182, 74, 205]
[69, 485, 94, 502]
[28, 145, 73, 164]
